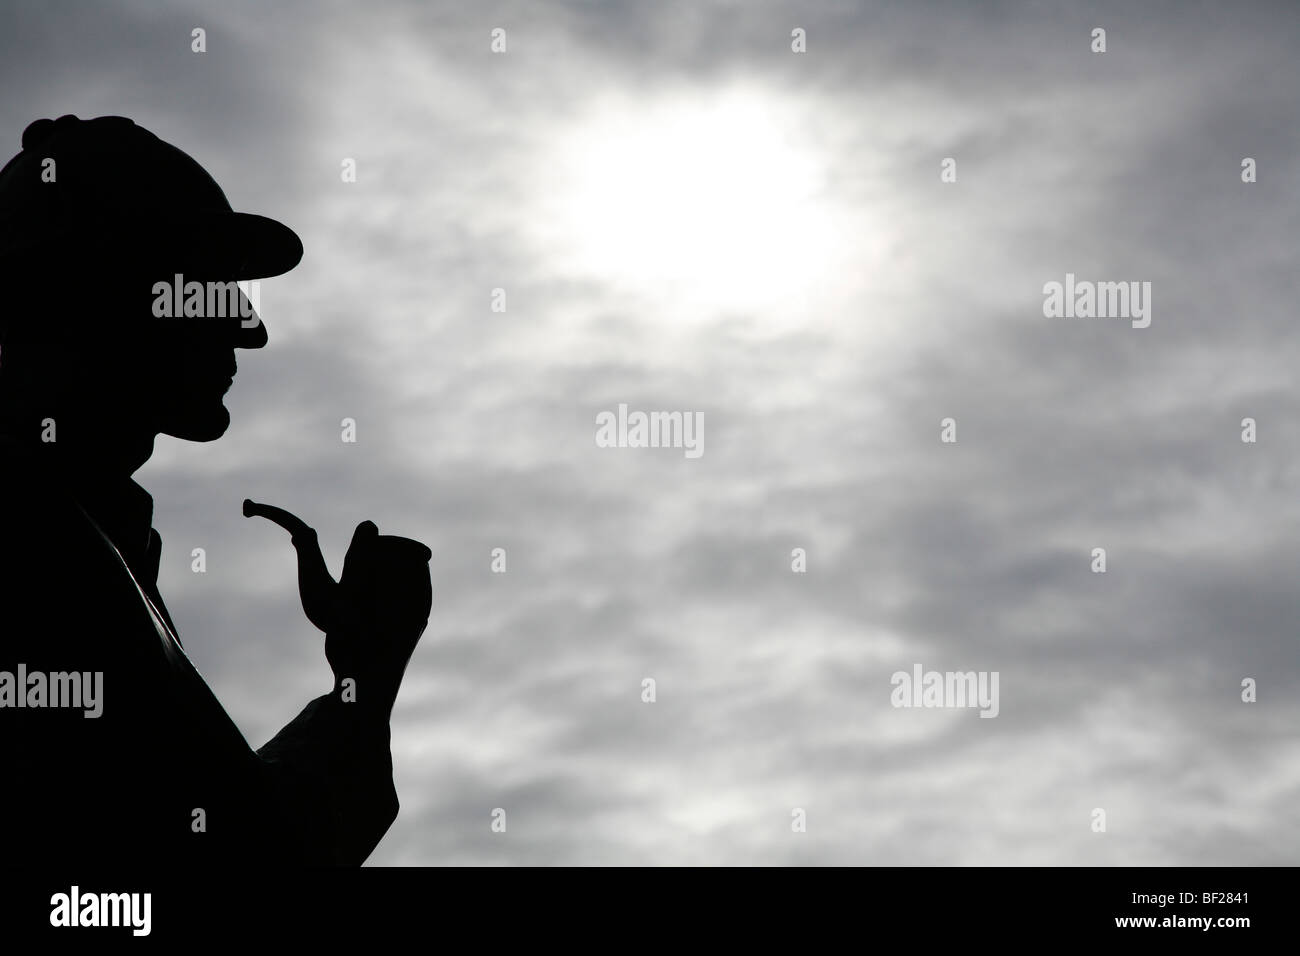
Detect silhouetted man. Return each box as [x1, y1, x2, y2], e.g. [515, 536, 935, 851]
[0, 115, 432, 865]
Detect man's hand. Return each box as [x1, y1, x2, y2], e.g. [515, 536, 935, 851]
[326, 520, 433, 717]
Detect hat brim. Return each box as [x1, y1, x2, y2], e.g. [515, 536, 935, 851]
[0, 210, 303, 281]
[169, 211, 303, 280]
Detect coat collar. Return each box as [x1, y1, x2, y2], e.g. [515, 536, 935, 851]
[0, 438, 160, 583]
[71, 473, 159, 582]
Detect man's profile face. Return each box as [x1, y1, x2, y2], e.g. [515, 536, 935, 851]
[38, 265, 259, 444]
[145, 275, 260, 442]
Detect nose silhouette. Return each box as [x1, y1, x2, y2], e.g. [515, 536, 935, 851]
[243, 498, 339, 632]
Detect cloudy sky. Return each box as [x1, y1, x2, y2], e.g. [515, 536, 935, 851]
[3, 0, 1298, 865]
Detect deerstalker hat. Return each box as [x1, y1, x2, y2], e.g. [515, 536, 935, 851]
[0, 115, 302, 345]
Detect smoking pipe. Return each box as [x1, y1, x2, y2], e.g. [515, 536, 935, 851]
[243, 498, 340, 632]
[243, 499, 433, 709]
[244, 493, 433, 616]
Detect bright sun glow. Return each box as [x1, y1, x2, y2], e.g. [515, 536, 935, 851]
[539, 90, 842, 320]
